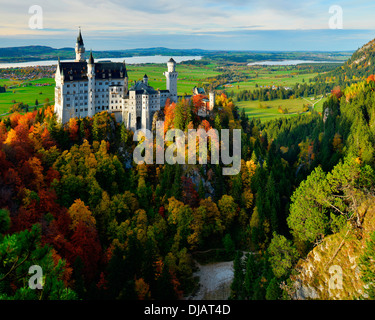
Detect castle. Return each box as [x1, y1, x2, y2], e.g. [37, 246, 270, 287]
[54, 29, 214, 131]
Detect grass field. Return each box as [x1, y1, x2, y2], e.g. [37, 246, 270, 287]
[126, 63, 221, 95]
[0, 78, 55, 114]
[219, 67, 320, 93]
[237, 96, 327, 122]
[0, 63, 219, 115]
[0, 62, 329, 121]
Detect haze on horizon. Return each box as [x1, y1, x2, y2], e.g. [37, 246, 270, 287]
[0, 0, 374, 51]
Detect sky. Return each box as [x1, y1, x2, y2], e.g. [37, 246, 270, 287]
[0, 0, 374, 51]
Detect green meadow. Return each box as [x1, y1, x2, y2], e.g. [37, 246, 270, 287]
[0, 62, 329, 120]
[126, 63, 221, 96]
[0, 78, 55, 114]
[237, 96, 327, 122]
[218, 67, 320, 93]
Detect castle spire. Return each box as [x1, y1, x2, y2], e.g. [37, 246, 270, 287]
[77, 27, 84, 46]
[75, 27, 85, 62]
[88, 50, 94, 64]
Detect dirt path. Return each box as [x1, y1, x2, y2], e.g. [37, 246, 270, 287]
[187, 260, 234, 300]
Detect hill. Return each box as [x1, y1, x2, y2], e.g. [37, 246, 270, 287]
[0, 46, 206, 63]
[315, 37, 375, 86]
[0, 45, 350, 65]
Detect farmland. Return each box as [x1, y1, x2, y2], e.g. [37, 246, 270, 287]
[0, 77, 54, 115]
[236, 96, 327, 122]
[0, 59, 339, 120]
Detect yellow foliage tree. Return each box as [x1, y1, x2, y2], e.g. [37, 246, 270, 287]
[68, 199, 96, 230]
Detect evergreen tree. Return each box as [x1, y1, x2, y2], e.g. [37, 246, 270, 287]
[230, 251, 244, 299]
[265, 277, 281, 300]
[244, 253, 257, 299]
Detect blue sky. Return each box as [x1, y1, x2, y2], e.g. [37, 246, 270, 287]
[0, 0, 374, 51]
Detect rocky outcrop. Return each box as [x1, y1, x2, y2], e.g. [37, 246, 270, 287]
[290, 199, 375, 300]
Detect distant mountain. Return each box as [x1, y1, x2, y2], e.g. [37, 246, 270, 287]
[0, 46, 207, 63]
[0, 45, 352, 65]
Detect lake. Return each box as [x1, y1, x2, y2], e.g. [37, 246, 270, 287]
[0, 55, 202, 69]
[247, 59, 343, 66]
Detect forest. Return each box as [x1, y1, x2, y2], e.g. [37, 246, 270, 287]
[0, 70, 375, 300]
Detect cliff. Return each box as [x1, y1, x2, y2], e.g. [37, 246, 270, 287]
[290, 197, 375, 300]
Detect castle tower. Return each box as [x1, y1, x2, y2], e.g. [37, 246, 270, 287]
[75, 28, 85, 62]
[164, 58, 178, 102]
[122, 60, 128, 96]
[209, 91, 215, 111]
[143, 74, 148, 86]
[141, 91, 150, 131]
[87, 51, 95, 117]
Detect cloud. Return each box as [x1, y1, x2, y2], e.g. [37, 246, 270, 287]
[0, 0, 374, 50]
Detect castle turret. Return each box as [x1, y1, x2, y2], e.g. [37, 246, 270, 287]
[141, 90, 150, 131]
[164, 58, 178, 103]
[87, 50, 95, 117]
[75, 28, 85, 62]
[143, 74, 148, 86]
[122, 60, 128, 96]
[209, 90, 215, 111]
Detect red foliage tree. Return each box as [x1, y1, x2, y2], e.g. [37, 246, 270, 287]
[192, 94, 207, 114]
[331, 86, 343, 99]
[68, 220, 102, 283]
[181, 176, 199, 208]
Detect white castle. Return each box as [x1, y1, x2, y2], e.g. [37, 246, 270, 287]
[54, 29, 215, 131]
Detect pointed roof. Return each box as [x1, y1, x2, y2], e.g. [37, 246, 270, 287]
[77, 28, 84, 46]
[168, 57, 176, 63]
[57, 57, 62, 76]
[129, 80, 158, 94]
[143, 74, 148, 78]
[88, 50, 94, 64]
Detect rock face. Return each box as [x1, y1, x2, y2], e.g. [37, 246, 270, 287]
[151, 110, 165, 132]
[291, 199, 375, 300]
[186, 166, 215, 199]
